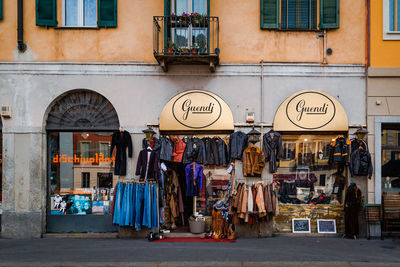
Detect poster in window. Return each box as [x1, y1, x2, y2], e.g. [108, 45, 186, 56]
[317, 219, 336, 234]
[292, 218, 311, 233]
[68, 194, 92, 215]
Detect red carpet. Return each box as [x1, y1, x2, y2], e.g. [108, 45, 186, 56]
[154, 237, 236, 243]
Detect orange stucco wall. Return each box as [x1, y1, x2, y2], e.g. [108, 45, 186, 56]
[0, 0, 366, 64]
[370, 0, 400, 67]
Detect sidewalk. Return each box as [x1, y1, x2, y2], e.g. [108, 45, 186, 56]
[0, 236, 399, 266]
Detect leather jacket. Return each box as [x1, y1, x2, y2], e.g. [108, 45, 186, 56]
[160, 136, 173, 161]
[329, 137, 351, 165]
[350, 148, 373, 178]
[229, 131, 249, 162]
[182, 137, 206, 164]
[214, 137, 228, 167]
[262, 131, 283, 173]
[242, 145, 265, 177]
[202, 137, 219, 165]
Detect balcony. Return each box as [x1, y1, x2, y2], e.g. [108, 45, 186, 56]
[153, 15, 220, 72]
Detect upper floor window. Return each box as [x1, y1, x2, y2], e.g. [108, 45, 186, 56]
[261, 0, 339, 30]
[64, 0, 97, 27]
[36, 0, 117, 28]
[384, 0, 400, 40]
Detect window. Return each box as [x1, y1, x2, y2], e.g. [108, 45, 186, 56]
[384, 0, 400, 40]
[36, 0, 117, 28]
[260, 0, 339, 30]
[275, 134, 344, 205]
[281, 0, 317, 30]
[170, 0, 208, 50]
[82, 172, 90, 188]
[381, 125, 400, 192]
[64, 0, 97, 27]
[80, 142, 91, 158]
[99, 142, 110, 158]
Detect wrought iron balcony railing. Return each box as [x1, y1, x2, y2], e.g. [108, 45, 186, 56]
[153, 16, 220, 72]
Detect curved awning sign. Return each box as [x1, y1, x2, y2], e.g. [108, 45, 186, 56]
[273, 90, 348, 131]
[159, 90, 234, 131]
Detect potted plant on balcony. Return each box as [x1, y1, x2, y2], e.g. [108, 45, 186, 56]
[199, 39, 207, 55]
[180, 47, 190, 55]
[191, 13, 207, 27]
[169, 12, 177, 27]
[180, 12, 190, 26]
[165, 39, 176, 55]
[191, 45, 199, 55]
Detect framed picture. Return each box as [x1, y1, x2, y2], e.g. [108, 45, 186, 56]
[317, 219, 336, 234]
[292, 218, 311, 233]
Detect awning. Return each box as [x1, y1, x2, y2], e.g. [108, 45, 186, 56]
[159, 90, 234, 132]
[273, 90, 348, 131]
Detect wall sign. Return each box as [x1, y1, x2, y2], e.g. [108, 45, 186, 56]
[317, 219, 337, 234]
[160, 90, 234, 131]
[274, 90, 348, 131]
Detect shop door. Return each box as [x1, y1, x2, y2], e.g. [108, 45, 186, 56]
[45, 90, 119, 233]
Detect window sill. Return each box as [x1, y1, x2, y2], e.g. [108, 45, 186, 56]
[383, 31, 400, 41]
[54, 26, 100, 30]
[277, 28, 321, 32]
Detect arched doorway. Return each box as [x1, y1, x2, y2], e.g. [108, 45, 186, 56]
[45, 90, 120, 233]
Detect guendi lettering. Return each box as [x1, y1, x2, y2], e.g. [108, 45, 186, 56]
[182, 99, 214, 120]
[295, 99, 328, 121]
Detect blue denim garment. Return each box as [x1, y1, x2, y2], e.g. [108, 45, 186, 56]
[113, 183, 125, 226]
[151, 183, 159, 230]
[185, 163, 203, 196]
[142, 183, 152, 229]
[129, 183, 136, 226]
[120, 183, 130, 226]
[135, 183, 145, 231]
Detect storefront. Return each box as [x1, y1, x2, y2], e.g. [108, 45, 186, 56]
[0, 118, 2, 231]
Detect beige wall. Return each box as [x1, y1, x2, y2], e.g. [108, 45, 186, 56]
[0, 0, 366, 64]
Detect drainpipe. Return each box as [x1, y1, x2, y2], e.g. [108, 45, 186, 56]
[323, 29, 327, 64]
[260, 60, 264, 148]
[17, 0, 27, 52]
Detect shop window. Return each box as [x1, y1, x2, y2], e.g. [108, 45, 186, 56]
[81, 172, 90, 188]
[0, 131, 2, 218]
[48, 131, 115, 215]
[381, 125, 400, 192]
[274, 134, 345, 205]
[384, 0, 400, 40]
[261, 0, 339, 30]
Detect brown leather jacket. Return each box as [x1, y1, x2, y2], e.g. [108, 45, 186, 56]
[242, 145, 266, 177]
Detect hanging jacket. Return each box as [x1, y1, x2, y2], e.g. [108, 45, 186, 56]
[192, 137, 206, 164]
[202, 137, 219, 165]
[255, 182, 266, 217]
[171, 136, 186, 163]
[262, 131, 283, 173]
[329, 137, 351, 165]
[184, 162, 203, 197]
[350, 148, 373, 178]
[229, 131, 249, 162]
[182, 137, 194, 164]
[214, 137, 228, 167]
[242, 145, 266, 177]
[110, 130, 133, 176]
[351, 138, 368, 153]
[159, 136, 173, 161]
[135, 149, 160, 180]
[142, 137, 161, 157]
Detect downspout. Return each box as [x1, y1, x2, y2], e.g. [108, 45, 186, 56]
[260, 60, 264, 148]
[17, 0, 27, 52]
[323, 29, 327, 64]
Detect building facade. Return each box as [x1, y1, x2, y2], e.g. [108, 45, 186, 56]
[0, 0, 369, 238]
[367, 0, 400, 235]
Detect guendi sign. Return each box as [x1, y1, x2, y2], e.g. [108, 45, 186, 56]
[274, 90, 348, 131]
[159, 90, 234, 131]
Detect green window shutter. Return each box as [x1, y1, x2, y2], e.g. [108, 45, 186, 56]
[260, 0, 280, 29]
[0, 0, 3, 20]
[36, 0, 57, 27]
[97, 0, 117, 28]
[319, 0, 339, 29]
[164, 0, 170, 16]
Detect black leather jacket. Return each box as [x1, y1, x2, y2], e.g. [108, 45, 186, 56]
[262, 131, 283, 173]
[350, 148, 373, 178]
[202, 137, 219, 165]
[182, 137, 206, 164]
[229, 131, 249, 162]
[159, 136, 173, 161]
[215, 137, 228, 167]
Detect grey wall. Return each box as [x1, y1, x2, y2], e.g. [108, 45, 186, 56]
[0, 62, 366, 238]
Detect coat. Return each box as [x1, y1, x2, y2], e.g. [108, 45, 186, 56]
[135, 149, 160, 180]
[264, 184, 273, 213]
[350, 148, 373, 178]
[229, 131, 249, 162]
[185, 162, 203, 196]
[192, 137, 206, 164]
[256, 182, 266, 217]
[262, 131, 283, 173]
[242, 145, 266, 177]
[214, 137, 228, 167]
[142, 137, 161, 157]
[110, 130, 133, 176]
[344, 184, 362, 237]
[239, 186, 248, 219]
[182, 137, 194, 164]
[171, 136, 186, 163]
[329, 137, 351, 165]
[160, 136, 173, 161]
[202, 137, 219, 165]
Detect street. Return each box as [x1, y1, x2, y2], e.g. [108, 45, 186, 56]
[0, 236, 399, 266]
